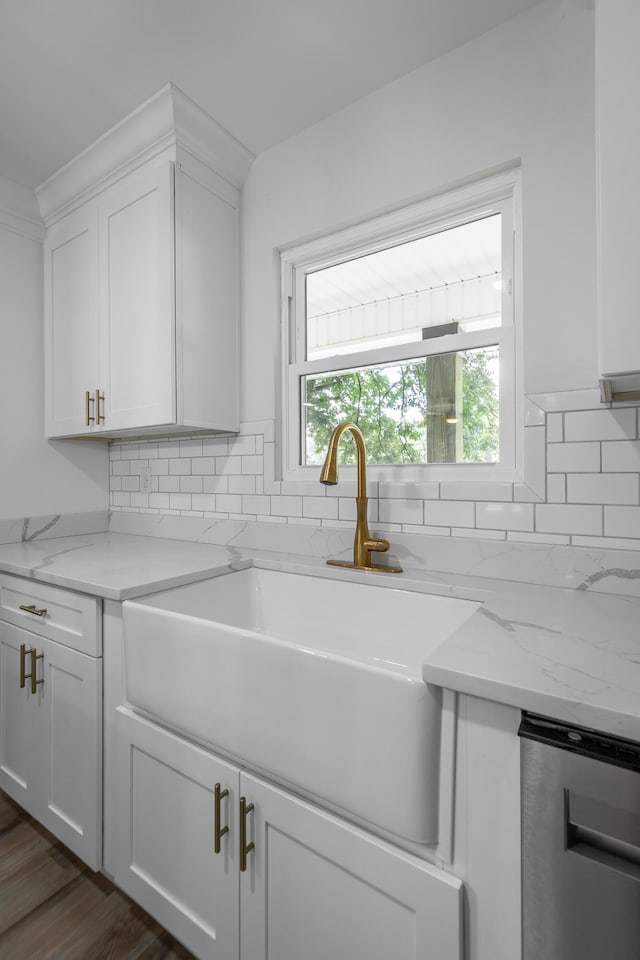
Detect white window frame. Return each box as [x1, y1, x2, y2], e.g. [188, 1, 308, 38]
[280, 168, 522, 484]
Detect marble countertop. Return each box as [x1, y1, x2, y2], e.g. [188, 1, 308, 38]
[0, 531, 639, 742]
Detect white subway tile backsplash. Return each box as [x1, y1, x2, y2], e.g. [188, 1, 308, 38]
[573, 533, 640, 551]
[378, 481, 439, 500]
[169, 458, 191, 475]
[378, 499, 424, 525]
[215, 456, 242, 475]
[452, 527, 506, 540]
[602, 440, 640, 472]
[202, 437, 229, 456]
[604, 505, 640, 539]
[339, 498, 378, 522]
[567, 473, 638, 505]
[216, 494, 242, 513]
[228, 475, 256, 495]
[545, 474, 566, 503]
[424, 500, 474, 528]
[524, 425, 546, 499]
[108, 402, 640, 551]
[191, 458, 216, 475]
[547, 442, 600, 473]
[401, 523, 453, 536]
[507, 530, 571, 545]
[564, 408, 636, 442]
[228, 436, 256, 456]
[241, 455, 263, 475]
[476, 502, 534, 531]
[203, 475, 228, 494]
[302, 497, 338, 520]
[535, 503, 602, 536]
[180, 476, 203, 494]
[272, 496, 303, 517]
[243, 495, 271, 515]
[158, 476, 180, 492]
[441, 481, 513, 501]
[169, 493, 192, 511]
[180, 439, 203, 457]
[546, 413, 564, 443]
[120, 444, 140, 460]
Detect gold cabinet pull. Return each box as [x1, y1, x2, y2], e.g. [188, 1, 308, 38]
[214, 783, 229, 854]
[19, 603, 47, 618]
[239, 796, 255, 872]
[95, 389, 105, 424]
[85, 390, 95, 426]
[19, 644, 43, 694]
[29, 649, 44, 695]
[19, 643, 28, 688]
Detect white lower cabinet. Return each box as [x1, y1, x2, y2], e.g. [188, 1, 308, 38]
[0, 574, 102, 869]
[112, 707, 463, 960]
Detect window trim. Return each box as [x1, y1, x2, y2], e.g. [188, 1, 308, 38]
[280, 168, 522, 485]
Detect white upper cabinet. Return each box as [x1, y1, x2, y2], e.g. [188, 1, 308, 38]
[39, 84, 253, 438]
[43, 205, 100, 436]
[596, 0, 640, 400]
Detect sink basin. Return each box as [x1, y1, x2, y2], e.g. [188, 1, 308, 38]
[122, 566, 480, 843]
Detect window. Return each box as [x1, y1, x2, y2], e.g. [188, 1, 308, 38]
[281, 170, 520, 483]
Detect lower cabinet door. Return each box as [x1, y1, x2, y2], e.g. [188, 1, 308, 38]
[239, 772, 463, 960]
[37, 637, 102, 870]
[112, 709, 240, 960]
[0, 622, 38, 814]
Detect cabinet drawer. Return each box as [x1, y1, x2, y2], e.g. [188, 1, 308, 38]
[0, 573, 101, 656]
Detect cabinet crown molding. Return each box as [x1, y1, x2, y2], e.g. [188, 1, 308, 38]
[36, 82, 254, 225]
[0, 174, 44, 240]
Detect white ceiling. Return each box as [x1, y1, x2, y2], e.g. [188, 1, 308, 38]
[0, 0, 541, 190]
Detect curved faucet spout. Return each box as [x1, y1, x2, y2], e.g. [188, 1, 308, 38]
[319, 421, 367, 497]
[319, 421, 402, 574]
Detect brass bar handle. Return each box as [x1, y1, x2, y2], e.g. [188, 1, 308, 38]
[214, 783, 229, 854]
[30, 650, 44, 696]
[19, 603, 47, 618]
[95, 389, 105, 424]
[85, 390, 95, 426]
[239, 797, 255, 872]
[19, 643, 28, 689]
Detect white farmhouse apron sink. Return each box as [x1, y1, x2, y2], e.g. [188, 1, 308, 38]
[122, 566, 480, 844]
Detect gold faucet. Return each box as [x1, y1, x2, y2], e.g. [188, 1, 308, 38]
[319, 421, 402, 573]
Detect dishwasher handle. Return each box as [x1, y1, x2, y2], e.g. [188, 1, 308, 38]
[566, 789, 640, 883]
[567, 820, 640, 883]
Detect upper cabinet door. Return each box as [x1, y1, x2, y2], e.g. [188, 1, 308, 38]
[597, 0, 640, 387]
[44, 205, 100, 437]
[99, 163, 176, 432]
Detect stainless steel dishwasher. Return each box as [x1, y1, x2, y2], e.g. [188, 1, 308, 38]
[520, 712, 640, 960]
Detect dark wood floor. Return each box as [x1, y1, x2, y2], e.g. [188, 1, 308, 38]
[0, 790, 196, 960]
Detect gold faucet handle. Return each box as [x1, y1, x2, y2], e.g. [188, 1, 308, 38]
[365, 537, 390, 554]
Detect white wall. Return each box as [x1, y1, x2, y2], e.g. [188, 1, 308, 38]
[0, 176, 108, 521]
[241, 0, 596, 422]
[110, 1, 640, 554]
